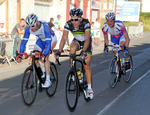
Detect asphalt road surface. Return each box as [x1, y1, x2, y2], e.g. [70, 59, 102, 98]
[0, 32, 150, 115]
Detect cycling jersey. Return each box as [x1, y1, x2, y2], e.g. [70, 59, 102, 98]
[102, 20, 127, 45]
[20, 21, 57, 56]
[64, 18, 91, 42]
[64, 18, 92, 54]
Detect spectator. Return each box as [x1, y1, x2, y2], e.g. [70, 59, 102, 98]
[94, 18, 100, 46]
[48, 17, 60, 31]
[11, 18, 26, 58]
[54, 14, 63, 31]
[91, 22, 95, 46]
[139, 20, 144, 26]
[0, 21, 8, 58]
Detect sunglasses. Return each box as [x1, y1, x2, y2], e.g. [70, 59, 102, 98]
[31, 25, 36, 28]
[71, 18, 80, 21]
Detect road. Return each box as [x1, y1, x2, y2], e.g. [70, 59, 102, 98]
[0, 32, 150, 115]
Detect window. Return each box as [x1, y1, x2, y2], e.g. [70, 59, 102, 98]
[103, 3, 107, 10]
[109, 3, 113, 10]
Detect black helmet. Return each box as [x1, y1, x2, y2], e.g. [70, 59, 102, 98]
[70, 8, 83, 17]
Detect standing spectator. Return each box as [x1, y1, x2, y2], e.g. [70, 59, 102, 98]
[54, 15, 63, 31]
[0, 21, 8, 58]
[55, 14, 70, 50]
[91, 22, 95, 46]
[11, 18, 26, 58]
[48, 17, 60, 31]
[94, 18, 100, 46]
[139, 20, 144, 26]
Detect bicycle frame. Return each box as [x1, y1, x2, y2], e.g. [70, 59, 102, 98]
[57, 54, 86, 84]
[17, 52, 44, 83]
[108, 45, 126, 71]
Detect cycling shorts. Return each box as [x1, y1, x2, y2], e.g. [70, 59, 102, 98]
[73, 38, 92, 55]
[111, 35, 125, 51]
[34, 36, 57, 54]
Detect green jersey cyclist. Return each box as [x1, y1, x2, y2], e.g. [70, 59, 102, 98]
[55, 8, 94, 99]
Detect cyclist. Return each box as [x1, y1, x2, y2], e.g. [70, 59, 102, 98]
[55, 8, 94, 99]
[17, 13, 57, 88]
[102, 12, 130, 70]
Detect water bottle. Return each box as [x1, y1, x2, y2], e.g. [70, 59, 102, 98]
[77, 69, 83, 84]
[120, 58, 123, 67]
[122, 55, 126, 66]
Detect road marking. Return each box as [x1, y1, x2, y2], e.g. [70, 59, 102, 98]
[99, 60, 109, 65]
[97, 70, 150, 115]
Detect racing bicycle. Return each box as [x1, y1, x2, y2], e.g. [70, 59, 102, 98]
[56, 53, 90, 112]
[18, 51, 58, 106]
[107, 44, 133, 88]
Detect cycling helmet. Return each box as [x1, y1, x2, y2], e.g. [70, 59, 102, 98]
[105, 12, 116, 20]
[25, 13, 38, 27]
[70, 8, 83, 17]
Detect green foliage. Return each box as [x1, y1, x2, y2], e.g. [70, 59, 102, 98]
[100, 12, 150, 32]
[140, 12, 150, 18]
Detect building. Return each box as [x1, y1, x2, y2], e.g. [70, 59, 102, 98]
[0, 0, 116, 34]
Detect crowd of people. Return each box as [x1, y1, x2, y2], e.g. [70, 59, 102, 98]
[0, 8, 132, 100]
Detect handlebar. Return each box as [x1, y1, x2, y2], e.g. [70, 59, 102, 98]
[107, 44, 128, 54]
[16, 51, 44, 61]
[107, 44, 124, 48]
[55, 53, 86, 65]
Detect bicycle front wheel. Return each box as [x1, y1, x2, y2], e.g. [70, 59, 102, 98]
[108, 58, 119, 88]
[65, 69, 79, 112]
[21, 66, 38, 106]
[123, 55, 133, 83]
[46, 62, 58, 97]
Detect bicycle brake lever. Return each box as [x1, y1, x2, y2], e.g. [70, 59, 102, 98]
[83, 59, 86, 65]
[56, 58, 61, 65]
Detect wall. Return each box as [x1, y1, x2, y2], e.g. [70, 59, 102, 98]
[0, 1, 5, 22]
[8, 0, 17, 34]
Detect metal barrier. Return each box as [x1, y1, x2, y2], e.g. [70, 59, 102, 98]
[0, 35, 18, 66]
[129, 25, 144, 38]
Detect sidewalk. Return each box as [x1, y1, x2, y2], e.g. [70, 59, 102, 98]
[0, 31, 149, 71]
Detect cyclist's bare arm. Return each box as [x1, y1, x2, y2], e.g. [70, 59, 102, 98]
[58, 30, 69, 52]
[104, 34, 109, 45]
[82, 30, 90, 51]
[123, 32, 130, 48]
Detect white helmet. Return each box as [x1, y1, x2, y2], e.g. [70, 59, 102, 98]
[25, 13, 38, 27]
[105, 12, 116, 20]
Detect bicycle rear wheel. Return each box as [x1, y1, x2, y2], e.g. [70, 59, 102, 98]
[65, 69, 79, 112]
[108, 58, 119, 88]
[46, 62, 58, 97]
[123, 55, 133, 83]
[21, 66, 38, 106]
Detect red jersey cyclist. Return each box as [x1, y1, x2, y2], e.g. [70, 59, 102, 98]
[102, 12, 130, 69]
[17, 13, 57, 88]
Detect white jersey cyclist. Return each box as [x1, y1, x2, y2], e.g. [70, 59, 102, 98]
[102, 20, 127, 45]
[20, 20, 57, 56]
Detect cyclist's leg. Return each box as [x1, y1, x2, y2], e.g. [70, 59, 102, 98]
[33, 39, 45, 79]
[69, 38, 80, 65]
[120, 37, 130, 69]
[119, 35, 129, 59]
[43, 35, 57, 87]
[44, 34, 57, 77]
[84, 39, 94, 99]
